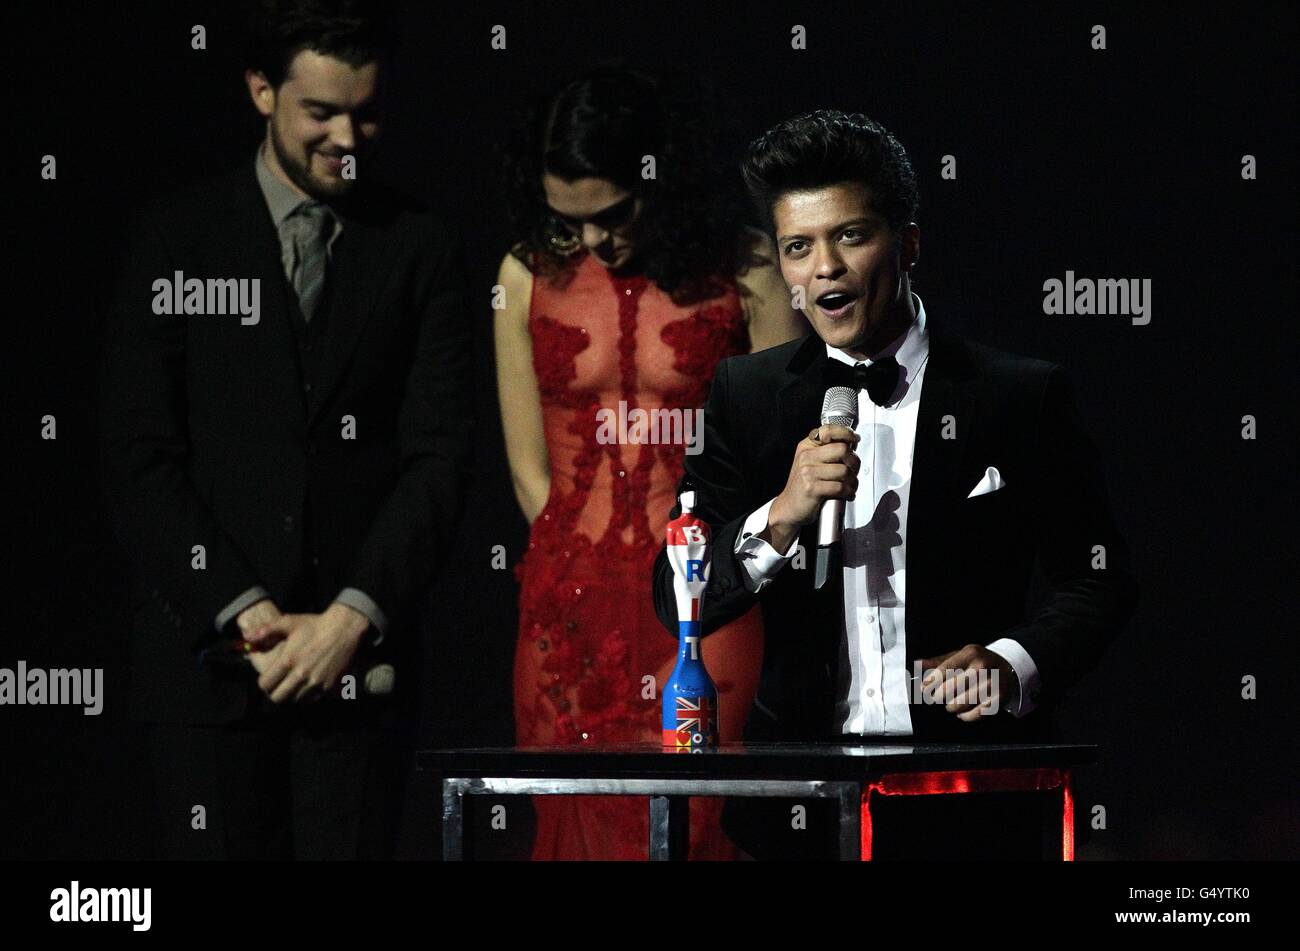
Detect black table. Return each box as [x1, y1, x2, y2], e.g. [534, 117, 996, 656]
[418, 741, 1095, 860]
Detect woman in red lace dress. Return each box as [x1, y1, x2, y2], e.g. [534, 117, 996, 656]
[494, 67, 806, 859]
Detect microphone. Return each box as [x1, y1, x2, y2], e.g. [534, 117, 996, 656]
[814, 386, 858, 589]
[362, 662, 396, 697]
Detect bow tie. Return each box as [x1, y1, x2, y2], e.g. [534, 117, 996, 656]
[823, 355, 902, 406]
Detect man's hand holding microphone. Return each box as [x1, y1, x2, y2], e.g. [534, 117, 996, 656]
[762, 422, 861, 558]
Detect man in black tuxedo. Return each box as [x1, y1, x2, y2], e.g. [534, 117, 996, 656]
[99, 1, 472, 859]
[652, 111, 1138, 859]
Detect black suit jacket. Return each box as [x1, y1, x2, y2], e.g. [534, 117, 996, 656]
[99, 163, 474, 725]
[653, 326, 1138, 742]
[652, 325, 1138, 858]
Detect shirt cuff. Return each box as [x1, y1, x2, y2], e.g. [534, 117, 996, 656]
[334, 588, 387, 647]
[985, 638, 1041, 717]
[733, 498, 798, 593]
[214, 586, 271, 633]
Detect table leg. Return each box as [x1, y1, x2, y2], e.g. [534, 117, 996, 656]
[442, 778, 465, 861]
[649, 794, 689, 861]
[837, 783, 862, 861]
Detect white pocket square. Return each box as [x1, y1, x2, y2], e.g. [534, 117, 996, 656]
[966, 466, 1006, 498]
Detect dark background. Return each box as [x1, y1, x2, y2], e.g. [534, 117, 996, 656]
[3, 1, 1295, 860]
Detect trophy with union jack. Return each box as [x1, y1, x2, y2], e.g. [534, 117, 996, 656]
[662, 490, 719, 751]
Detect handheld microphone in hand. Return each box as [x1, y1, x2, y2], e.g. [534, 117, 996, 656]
[815, 386, 858, 589]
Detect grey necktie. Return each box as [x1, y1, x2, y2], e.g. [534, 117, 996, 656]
[285, 201, 333, 322]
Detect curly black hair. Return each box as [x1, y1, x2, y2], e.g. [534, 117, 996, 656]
[503, 64, 754, 300]
[742, 110, 919, 234]
[241, 0, 401, 88]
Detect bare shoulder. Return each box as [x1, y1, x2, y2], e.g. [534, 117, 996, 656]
[730, 226, 808, 349]
[497, 248, 534, 321]
[498, 246, 534, 286]
[734, 226, 780, 291]
[733, 226, 788, 312]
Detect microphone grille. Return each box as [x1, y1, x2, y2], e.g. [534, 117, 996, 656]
[820, 386, 858, 428]
[364, 663, 396, 696]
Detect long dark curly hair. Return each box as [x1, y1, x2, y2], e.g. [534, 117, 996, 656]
[503, 65, 754, 301]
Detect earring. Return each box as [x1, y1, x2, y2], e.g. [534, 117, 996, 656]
[547, 230, 582, 256]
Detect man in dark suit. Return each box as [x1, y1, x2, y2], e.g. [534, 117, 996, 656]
[652, 111, 1138, 859]
[98, 1, 472, 859]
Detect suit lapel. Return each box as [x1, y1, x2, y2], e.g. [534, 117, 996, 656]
[775, 333, 827, 460]
[906, 325, 980, 650]
[228, 165, 308, 428]
[776, 334, 849, 674]
[306, 203, 398, 433]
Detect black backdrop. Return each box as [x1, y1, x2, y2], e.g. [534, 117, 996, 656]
[3, 1, 1295, 860]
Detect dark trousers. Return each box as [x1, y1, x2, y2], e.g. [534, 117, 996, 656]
[145, 698, 406, 860]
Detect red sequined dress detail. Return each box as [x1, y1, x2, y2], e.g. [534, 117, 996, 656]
[513, 251, 764, 860]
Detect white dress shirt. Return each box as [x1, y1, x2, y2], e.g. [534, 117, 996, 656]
[732, 295, 1041, 734]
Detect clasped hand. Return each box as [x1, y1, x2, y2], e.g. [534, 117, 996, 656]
[236, 600, 369, 703]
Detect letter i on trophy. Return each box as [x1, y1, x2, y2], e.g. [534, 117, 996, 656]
[663, 490, 720, 752]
